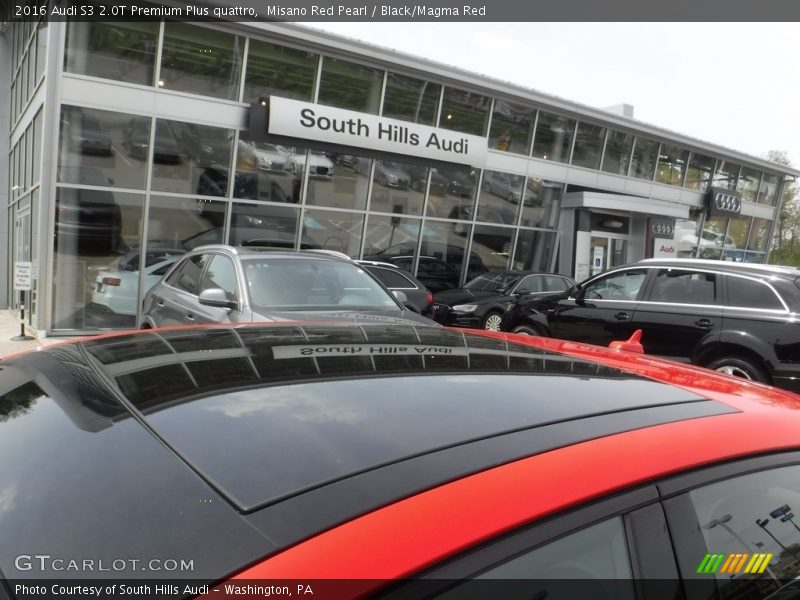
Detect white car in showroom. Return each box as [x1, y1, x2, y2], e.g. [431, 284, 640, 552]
[91, 249, 185, 317]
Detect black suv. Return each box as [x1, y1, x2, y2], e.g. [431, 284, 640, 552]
[501, 258, 800, 392]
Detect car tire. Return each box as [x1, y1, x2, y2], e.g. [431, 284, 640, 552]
[483, 311, 503, 332]
[705, 355, 769, 383]
[512, 325, 544, 336]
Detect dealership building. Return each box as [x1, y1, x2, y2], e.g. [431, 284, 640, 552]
[2, 16, 800, 336]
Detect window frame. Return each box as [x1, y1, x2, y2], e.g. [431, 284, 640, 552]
[641, 268, 721, 307]
[722, 273, 788, 313]
[199, 253, 241, 302]
[367, 266, 418, 291]
[580, 267, 651, 303]
[164, 253, 211, 296]
[379, 484, 674, 598]
[660, 451, 800, 600]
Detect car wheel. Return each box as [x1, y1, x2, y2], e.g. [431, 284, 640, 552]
[483, 311, 503, 331]
[705, 356, 769, 383]
[512, 325, 543, 336]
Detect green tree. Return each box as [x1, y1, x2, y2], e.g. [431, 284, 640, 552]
[767, 150, 800, 266]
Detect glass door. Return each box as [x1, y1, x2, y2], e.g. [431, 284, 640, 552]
[589, 235, 628, 276]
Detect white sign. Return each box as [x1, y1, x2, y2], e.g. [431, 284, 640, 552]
[14, 261, 32, 291]
[653, 240, 678, 258]
[268, 96, 488, 167]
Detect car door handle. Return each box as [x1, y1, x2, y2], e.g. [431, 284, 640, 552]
[185, 313, 195, 323]
[614, 312, 630, 321]
[157, 300, 165, 307]
[695, 318, 713, 329]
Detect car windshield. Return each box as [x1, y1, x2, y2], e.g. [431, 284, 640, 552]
[463, 271, 520, 292]
[243, 258, 400, 311]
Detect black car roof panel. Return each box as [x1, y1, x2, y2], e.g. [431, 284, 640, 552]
[77, 325, 725, 513]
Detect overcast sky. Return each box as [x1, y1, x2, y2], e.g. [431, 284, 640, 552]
[304, 22, 800, 169]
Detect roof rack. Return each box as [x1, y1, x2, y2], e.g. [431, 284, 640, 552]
[303, 249, 352, 261]
[638, 257, 800, 275]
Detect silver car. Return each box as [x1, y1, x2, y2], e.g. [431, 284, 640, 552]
[141, 245, 437, 328]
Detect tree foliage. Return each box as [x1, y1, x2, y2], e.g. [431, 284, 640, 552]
[767, 150, 800, 266]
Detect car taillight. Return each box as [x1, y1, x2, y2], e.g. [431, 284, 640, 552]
[102, 277, 121, 286]
[426, 292, 434, 305]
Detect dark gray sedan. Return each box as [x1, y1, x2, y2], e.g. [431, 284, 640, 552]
[141, 245, 437, 328]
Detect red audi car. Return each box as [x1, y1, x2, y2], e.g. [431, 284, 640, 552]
[2, 323, 800, 600]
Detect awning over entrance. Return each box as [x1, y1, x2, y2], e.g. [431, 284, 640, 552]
[561, 192, 690, 219]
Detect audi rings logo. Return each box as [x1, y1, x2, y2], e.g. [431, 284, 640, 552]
[713, 192, 742, 214]
[651, 222, 674, 237]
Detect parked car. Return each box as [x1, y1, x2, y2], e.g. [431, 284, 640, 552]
[89, 247, 186, 317]
[290, 150, 335, 179]
[122, 117, 181, 164]
[409, 166, 449, 195]
[373, 161, 411, 188]
[501, 257, 800, 391]
[65, 114, 112, 156]
[250, 142, 292, 172]
[356, 259, 434, 315]
[141, 245, 436, 329]
[439, 166, 478, 198]
[482, 171, 524, 203]
[432, 270, 575, 330]
[5, 322, 800, 600]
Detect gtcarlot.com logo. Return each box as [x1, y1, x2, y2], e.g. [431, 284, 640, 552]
[14, 554, 194, 572]
[697, 552, 773, 575]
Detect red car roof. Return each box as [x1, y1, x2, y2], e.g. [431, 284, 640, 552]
[227, 330, 800, 590]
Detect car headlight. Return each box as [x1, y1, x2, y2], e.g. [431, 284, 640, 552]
[452, 304, 478, 314]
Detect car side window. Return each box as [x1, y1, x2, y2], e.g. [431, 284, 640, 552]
[371, 268, 416, 289]
[516, 276, 543, 294]
[544, 275, 570, 292]
[678, 465, 800, 598]
[727, 276, 785, 311]
[165, 254, 208, 295]
[200, 255, 238, 300]
[649, 269, 717, 305]
[151, 262, 175, 277]
[434, 517, 635, 599]
[583, 269, 647, 301]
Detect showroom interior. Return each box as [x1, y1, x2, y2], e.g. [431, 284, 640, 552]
[2, 16, 799, 335]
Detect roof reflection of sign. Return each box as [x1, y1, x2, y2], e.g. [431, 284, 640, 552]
[273, 344, 466, 359]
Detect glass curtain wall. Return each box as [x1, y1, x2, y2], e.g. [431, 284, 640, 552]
[48, 20, 789, 329]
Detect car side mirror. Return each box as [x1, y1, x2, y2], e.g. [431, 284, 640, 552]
[199, 288, 238, 310]
[514, 288, 530, 297]
[574, 285, 592, 305]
